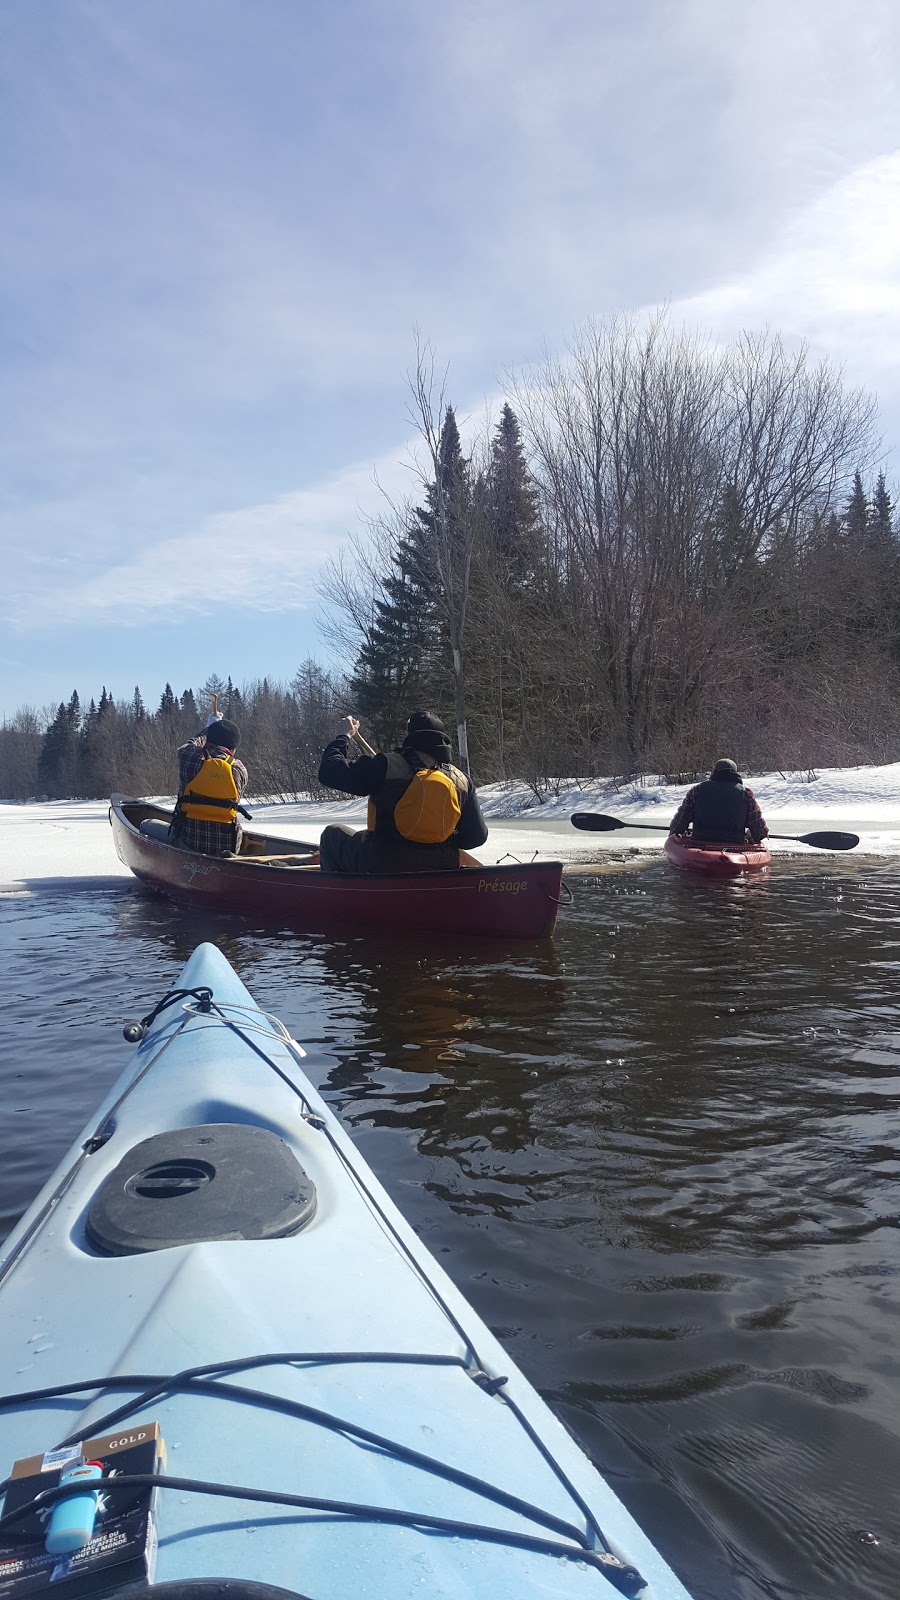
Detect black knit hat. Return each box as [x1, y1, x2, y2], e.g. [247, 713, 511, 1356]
[402, 710, 452, 761]
[711, 758, 740, 781]
[206, 718, 240, 749]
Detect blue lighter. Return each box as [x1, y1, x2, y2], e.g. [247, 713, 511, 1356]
[44, 1458, 103, 1554]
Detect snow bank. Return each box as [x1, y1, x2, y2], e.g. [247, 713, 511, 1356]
[1, 762, 898, 894]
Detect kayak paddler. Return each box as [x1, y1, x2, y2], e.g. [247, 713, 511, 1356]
[668, 759, 769, 845]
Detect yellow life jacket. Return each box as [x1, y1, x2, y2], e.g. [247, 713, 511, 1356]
[394, 765, 462, 843]
[366, 753, 463, 844]
[179, 753, 240, 824]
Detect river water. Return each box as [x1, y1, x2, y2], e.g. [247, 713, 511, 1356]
[2, 854, 899, 1599]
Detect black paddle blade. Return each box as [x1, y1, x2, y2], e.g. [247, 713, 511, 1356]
[796, 830, 860, 851]
[570, 813, 625, 832]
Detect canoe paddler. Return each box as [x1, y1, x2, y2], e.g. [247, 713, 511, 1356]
[169, 697, 250, 858]
[668, 759, 768, 845]
[316, 710, 488, 874]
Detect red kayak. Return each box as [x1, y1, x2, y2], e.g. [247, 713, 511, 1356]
[664, 832, 772, 878]
[109, 795, 563, 938]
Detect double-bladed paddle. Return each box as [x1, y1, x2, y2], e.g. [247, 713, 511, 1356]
[570, 813, 859, 851]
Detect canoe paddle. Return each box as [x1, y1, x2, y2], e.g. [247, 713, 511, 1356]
[570, 813, 859, 851]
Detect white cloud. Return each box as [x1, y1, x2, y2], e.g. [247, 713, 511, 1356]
[662, 150, 900, 471]
[674, 151, 900, 372]
[6, 446, 417, 628]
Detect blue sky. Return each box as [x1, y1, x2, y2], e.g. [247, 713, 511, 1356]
[2, 0, 900, 720]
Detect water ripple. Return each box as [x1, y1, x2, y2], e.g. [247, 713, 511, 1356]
[3, 862, 900, 1597]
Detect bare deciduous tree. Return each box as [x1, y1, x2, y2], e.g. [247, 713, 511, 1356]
[510, 311, 879, 770]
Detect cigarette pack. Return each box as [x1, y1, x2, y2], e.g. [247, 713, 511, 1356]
[0, 1423, 163, 1598]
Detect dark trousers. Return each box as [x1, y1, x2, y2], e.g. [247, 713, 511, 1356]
[319, 825, 460, 875]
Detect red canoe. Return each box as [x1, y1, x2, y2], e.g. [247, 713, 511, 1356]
[664, 832, 772, 878]
[109, 796, 563, 939]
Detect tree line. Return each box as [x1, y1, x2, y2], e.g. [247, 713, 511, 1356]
[2, 313, 898, 803]
[323, 316, 898, 785]
[0, 668, 346, 803]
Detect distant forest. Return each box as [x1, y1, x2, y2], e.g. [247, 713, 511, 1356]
[3, 314, 900, 804]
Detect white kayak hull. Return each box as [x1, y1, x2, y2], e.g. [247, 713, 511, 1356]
[0, 943, 693, 1600]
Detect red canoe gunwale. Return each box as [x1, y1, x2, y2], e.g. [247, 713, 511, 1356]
[109, 796, 563, 939]
[663, 833, 772, 878]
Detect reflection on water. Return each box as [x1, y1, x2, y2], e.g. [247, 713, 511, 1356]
[2, 860, 900, 1599]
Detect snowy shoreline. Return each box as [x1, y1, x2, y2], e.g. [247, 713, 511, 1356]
[2, 762, 899, 892]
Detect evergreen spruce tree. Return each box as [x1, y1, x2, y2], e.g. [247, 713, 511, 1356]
[132, 686, 146, 722]
[79, 699, 102, 796]
[870, 471, 895, 542]
[68, 692, 82, 793]
[90, 689, 122, 798]
[466, 404, 549, 773]
[37, 700, 78, 797]
[866, 470, 900, 648]
[843, 470, 869, 543]
[350, 532, 439, 743]
[485, 403, 542, 579]
[159, 683, 177, 716]
[837, 471, 896, 643]
[417, 405, 469, 577]
[412, 404, 473, 763]
[224, 676, 243, 714]
[823, 509, 842, 545]
[350, 404, 472, 754]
